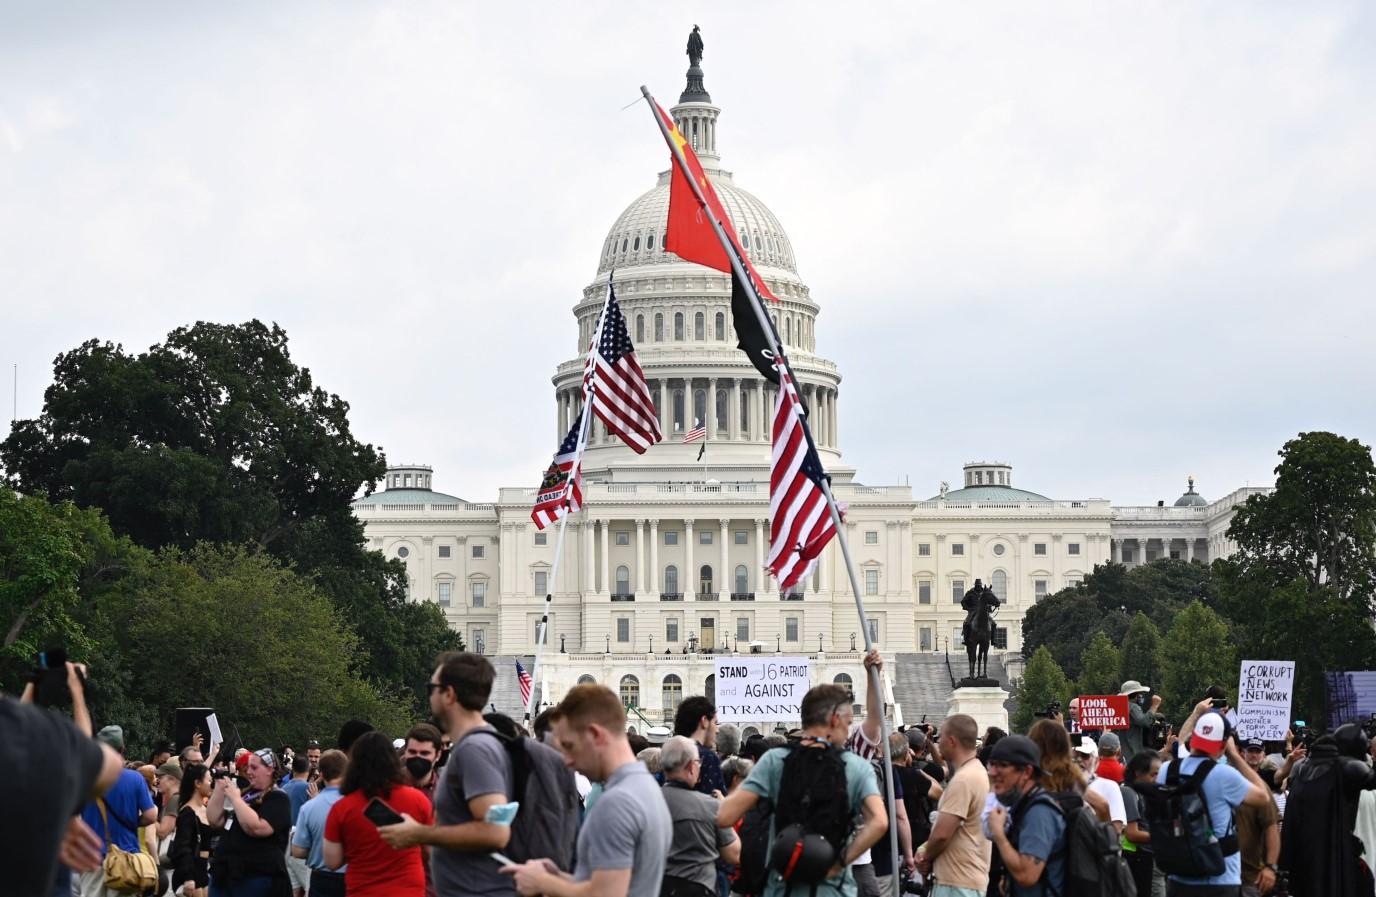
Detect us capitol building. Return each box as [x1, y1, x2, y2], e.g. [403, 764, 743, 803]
[352, 57, 1266, 726]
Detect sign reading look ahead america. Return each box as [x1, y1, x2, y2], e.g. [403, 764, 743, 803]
[713, 657, 811, 722]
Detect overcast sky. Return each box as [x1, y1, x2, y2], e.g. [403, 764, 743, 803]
[3, 2, 1374, 506]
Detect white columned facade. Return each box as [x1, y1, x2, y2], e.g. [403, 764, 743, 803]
[730, 379, 741, 441]
[599, 519, 610, 595]
[719, 519, 729, 598]
[755, 519, 766, 594]
[636, 519, 647, 594]
[685, 519, 696, 600]
[649, 520, 660, 599]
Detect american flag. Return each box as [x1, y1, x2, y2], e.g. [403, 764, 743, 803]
[766, 361, 840, 591]
[516, 659, 533, 706]
[682, 420, 706, 444]
[590, 286, 662, 453]
[530, 408, 585, 530]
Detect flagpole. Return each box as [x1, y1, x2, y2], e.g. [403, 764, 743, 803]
[525, 283, 613, 723]
[640, 87, 902, 894]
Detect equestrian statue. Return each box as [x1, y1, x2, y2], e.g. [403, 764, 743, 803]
[961, 579, 1001, 683]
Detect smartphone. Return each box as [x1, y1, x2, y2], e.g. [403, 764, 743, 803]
[491, 851, 516, 868]
[1211, 698, 1228, 709]
[363, 798, 405, 827]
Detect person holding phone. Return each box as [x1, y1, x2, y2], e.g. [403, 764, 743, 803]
[323, 732, 434, 897]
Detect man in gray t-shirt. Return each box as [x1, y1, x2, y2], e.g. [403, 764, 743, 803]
[504, 684, 672, 897]
[432, 727, 514, 896]
[659, 736, 740, 894]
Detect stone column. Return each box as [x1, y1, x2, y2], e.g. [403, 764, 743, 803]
[599, 520, 610, 595]
[708, 377, 718, 436]
[1186, 540, 1194, 564]
[584, 517, 595, 591]
[730, 378, 741, 441]
[887, 521, 900, 596]
[636, 519, 647, 594]
[685, 520, 696, 601]
[1137, 537, 1149, 565]
[830, 389, 838, 447]
[649, 520, 660, 599]
[658, 379, 669, 436]
[1111, 539, 1120, 564]
[755, 519, 766, 594]
[719, 519, 729, 597]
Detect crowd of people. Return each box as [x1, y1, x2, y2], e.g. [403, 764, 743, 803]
[10, 650, 1376, 897]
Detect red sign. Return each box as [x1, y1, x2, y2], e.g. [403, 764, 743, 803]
[1077, 694, 1130, 729]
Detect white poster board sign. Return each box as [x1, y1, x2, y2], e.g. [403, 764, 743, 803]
[1236, 660, 1296, 740]
[714, 657, 811, 722]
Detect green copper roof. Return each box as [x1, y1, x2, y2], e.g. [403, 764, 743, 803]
[929, 485, 1052, 502]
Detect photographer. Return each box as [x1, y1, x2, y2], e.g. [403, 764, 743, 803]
[8, 660, 125, 897]
[207, 748, 292, 897]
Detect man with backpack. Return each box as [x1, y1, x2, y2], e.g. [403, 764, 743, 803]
[717, 683, 888, 897]
[1149, 708, 1272, 897]
[985, 735, 1065, 896]
[379, 651, 579, 897]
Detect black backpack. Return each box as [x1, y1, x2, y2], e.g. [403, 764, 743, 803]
[462, 728, 580, 870]
[733, 796, 773, 896]
[770, 742, 852, 884]
[1009, 789, 1136, 897]
[1137, 758, 1237, 878]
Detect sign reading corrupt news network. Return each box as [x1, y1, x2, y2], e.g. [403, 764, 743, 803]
[714, 657, 811, 722]
[1236, 660, 1296, 741]
[1077, 695, 1131, 729]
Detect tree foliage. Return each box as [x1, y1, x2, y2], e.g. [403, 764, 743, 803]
[1077, 631, 1122, 697]
[1013, 645, 1073, 732]
[1160, 601, 1236, 723]
[1227, 431, 1376, 607]
[1119, 612, 1163, 693]
[0, 321, 461, 713]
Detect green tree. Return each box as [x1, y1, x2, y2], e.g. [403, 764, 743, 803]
[0, 321, 461, 712]
[1160, 601, 1236, 723]
[1227, 431, 1376, 607]
[83, 543, 414, 753]
[1020, 591, 1109, 679]
[1077, 630, 1122, 697]
[1119, 612, 1163, 692]
[1013, 645, 1073, 732]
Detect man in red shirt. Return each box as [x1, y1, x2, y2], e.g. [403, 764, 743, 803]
[1095, 732, 1126, 784]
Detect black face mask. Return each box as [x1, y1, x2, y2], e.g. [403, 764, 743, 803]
[405, 757, 434, 781]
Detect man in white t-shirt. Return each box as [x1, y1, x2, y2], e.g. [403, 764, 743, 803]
[1074, 737, 1125, 833]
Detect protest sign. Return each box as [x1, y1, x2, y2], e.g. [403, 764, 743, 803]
[713, 656, 811, 722]
[1236, 660, 1295, 740]
[1077, 694, 1130, 729]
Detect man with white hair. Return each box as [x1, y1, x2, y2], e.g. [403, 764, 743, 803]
[659, 735, 740, 897]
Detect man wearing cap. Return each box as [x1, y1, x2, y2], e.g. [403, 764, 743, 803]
[155, 759, 184, 842]
[1156, 703, 1272, 896]
[76, 725, 159, 897]
[1074, 736, 1126, 834]
[894, 729, 944, 851]
[1120, 680, 1160, 759]
[1096, 731, 1126, 784]
[985, 735, 1066, 897]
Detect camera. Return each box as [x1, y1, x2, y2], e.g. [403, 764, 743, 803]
[211, 768, 235, 781]
[1293, 722, 1316, 748]
[31, 646, 85, 708]
[1149, 715, 1170, 750]
[1033, 701, 1061, 720]
[1362, 714, 1376, 740]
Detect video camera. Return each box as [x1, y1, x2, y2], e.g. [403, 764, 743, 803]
[1034, 700, 1061, 720]
[1362, 714, 1376, 741]
[1293, 721, 1317, 748]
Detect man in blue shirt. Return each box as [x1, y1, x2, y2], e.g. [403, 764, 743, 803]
[1156, 709, 1272, 896]
[986, 735, 1064, 897]
[281, 755, 315, 897]
[76, 725, 157, 897]
[290, 750, 347, 897]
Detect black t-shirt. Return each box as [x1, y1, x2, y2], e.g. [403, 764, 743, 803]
[209, 789, 291, 883]
[1, 698, 106, 897]
[896, 759, 945, 842]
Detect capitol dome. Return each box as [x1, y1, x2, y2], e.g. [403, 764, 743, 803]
[1174, 476, 1208, 507]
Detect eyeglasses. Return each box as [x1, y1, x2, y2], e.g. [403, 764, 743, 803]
[427, 683, 446, 693]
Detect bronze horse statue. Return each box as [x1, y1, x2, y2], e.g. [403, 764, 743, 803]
[962, 580, 1001, 681]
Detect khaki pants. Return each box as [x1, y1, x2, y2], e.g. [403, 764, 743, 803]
[73, 867, 123, 897]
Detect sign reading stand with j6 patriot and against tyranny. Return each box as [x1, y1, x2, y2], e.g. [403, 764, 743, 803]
[714, 657, 811, 722]
[1236, 660, 1296, 741]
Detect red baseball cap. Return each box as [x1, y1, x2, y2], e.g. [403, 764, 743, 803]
[1192, 712, 1227, 756]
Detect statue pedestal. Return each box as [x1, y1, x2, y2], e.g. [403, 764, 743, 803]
[948, 684, 1011, 735]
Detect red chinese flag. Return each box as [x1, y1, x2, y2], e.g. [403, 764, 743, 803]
[654, 101, 778, 302]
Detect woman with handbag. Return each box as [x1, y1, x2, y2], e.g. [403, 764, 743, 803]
[207, 749, 292, 897]
[171, 764, 214, 897]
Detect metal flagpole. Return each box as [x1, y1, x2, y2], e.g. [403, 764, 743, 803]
[524, 283, 612, 723]
[640, 87, 902, 894]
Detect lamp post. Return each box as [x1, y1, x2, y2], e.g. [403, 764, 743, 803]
[605, 633, 611, 654]
[649, 635, 654, 654]
[560, 633, 566, 653]
[776, 634, 781, 653]
[688, 633, 699, 654]
[818, 633, 824, 653]
[850, 632, 857, 652]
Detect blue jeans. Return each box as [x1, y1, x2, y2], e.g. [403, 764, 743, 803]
[209, 876, 276, 897]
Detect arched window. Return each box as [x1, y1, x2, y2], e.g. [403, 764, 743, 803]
[834, 673, 854, 698]
[715, 390, 728, 434]
[647, 231, 656, 250]
[662, 674, 683, 714]
[735, 564, 748, 594]
[739, 390, 749, 434]
[785, 317, 792, 344]
[742, 232, 750, 249]
[654, 313, 664, 342]
[673, 389, 685, 432]
[694, 390, 707, 429]
[991, 570, 1007, 601]
[715, 312, 725, 341]
[615, 565, 631, 596]
[635, 314, 645, 344]
[621, 238, 628, 252]
[699, 565, 714, 594]
[674, 312, 685, 341]
[706, 673, 716, 700]
[619, 675, 640, 708]
[694, 312, 705, 341]
[633, 235, 640, 251]
[665, 565, 679, 595]
[578, 674, 597, 684]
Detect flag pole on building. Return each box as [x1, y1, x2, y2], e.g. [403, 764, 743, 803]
[640, 86, 902, 892]
[524, 286, 611, 722]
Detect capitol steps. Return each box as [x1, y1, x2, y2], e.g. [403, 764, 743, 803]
[890, 653, 1012, 728]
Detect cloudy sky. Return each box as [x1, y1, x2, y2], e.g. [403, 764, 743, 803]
[3, 2, 1373, 506]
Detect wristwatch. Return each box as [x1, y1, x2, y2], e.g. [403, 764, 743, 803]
[1264, 863, 1279, 873]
